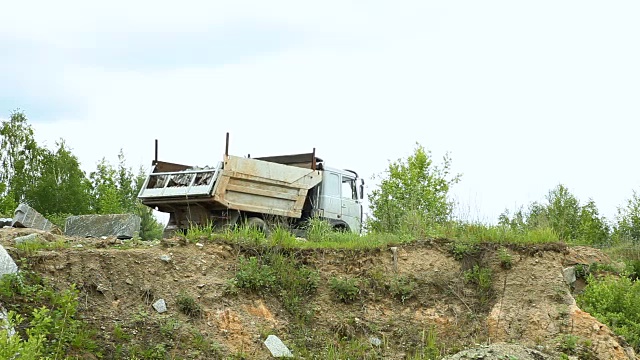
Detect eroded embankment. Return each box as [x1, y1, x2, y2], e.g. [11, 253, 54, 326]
[1, 229, 635, 359]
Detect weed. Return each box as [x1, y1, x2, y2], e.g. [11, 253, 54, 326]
[305, 217, 334, 242]
[113, 322, 131, 341]
[388, 276, 417, 304]
[464, 265, 494, 308]
[176, 291, 203, 318]
[190, 328, 221, 354]
[14, 238, 68, 255]
[132, 307, 149, 325]
[437, 221, 559, 245]
[329, 277, 361, 304]
[498, 247, 513, 269]
[221, 223, 266, 245]
[268, 225, 297, 245]
[160, 318, 181, 338]
[406, 325, 442, 359]
[185, 222, 215, 243]
[234, 253, 319, 322]
[450, 241, 474, 260]
[558, 334, 579, 354]
[234, 256, 275, 292]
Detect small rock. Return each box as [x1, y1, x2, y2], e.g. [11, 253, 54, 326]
[125, 278, 133, 285]
[369, 336, 382, 347]
[14, 233, 39, 244]
[196, 243, 204, 248]
[0, 218, 12, 227]
[74, 244, 84, 248]
[563, 266, 576, 285]
[101, 236, 108, 240]
[160, 255, 172, 262]
[152, 299, 167, 313]
[197, 284, 206, 288]
[264, 335, 293, 357]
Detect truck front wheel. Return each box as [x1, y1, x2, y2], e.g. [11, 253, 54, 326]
[246, 217, 270, 237]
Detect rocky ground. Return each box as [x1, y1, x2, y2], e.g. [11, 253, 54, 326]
[0, 226, 636, 359]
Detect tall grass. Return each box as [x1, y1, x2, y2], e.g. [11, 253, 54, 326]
[433, 222, 560, 245]
[183, 216, 566, 251]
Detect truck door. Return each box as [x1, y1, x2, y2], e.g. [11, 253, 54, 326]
[340, 175, 362, 233]
[319, 171, 362, 233]
[319, 172, 342, 223]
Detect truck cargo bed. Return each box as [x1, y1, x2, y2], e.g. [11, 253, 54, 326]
[138, 155, 323, 219]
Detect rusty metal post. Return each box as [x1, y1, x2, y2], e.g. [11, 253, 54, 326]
[225, 132, 230, 157]
[312, 148, 316, 170]
[154, 139, 158, 164]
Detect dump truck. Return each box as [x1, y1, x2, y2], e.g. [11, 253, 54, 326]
[138, 134, 364, 236]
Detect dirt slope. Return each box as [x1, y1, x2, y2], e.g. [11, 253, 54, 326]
[0, 228, 636, 359]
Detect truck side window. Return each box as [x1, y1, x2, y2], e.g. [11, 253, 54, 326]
[325, 173, 341, 197]
[342, 177, 357, 200]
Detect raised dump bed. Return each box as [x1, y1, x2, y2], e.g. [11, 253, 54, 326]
[138, 154, 323, 227]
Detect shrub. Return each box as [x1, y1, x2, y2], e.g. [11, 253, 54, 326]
[388, 276, 417, 304]
[176, 291, 202, 318]
[498, 248, 513, 269]
[329, 277, 361, 304]
[464, 265, 494, 308]
[235, 257, 275, 291]
[577, 274, 640, 351]
[0, 271, 99, 358]
[234, 253, 319, 322]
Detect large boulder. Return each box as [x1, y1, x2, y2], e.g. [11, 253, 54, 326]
[12, 203, 55, 231]
[64, 214, 141, 239]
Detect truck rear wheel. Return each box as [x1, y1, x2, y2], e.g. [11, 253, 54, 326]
[246, 217, 270, 237]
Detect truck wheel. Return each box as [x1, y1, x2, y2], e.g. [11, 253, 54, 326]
[246, 217, 270, 237]
[333, 224, 349, 232]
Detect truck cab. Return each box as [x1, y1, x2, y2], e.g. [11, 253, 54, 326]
[317, 167, 364, 233]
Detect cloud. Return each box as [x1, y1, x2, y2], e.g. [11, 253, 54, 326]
[2, 0, 640, 223]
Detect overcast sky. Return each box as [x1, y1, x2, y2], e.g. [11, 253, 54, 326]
[1, 1, 639, 224]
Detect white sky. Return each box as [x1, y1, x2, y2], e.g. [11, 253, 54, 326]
[1, 1, 639, 224]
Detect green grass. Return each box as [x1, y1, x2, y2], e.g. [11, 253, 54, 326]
[185, 217, 567, 252]
[433, 222, 560, 245]
[14, 238, 68, 255]
[176, 291, 203, 318]
[233, 252, 319, 323]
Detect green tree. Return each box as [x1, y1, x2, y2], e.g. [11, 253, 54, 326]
[29, 140, 92, 216]
[89, 153, 164, 239]
[89, 158, 122, 214]
[499, 184, 610, 244]
[0, 110, 43, 205]
[545, 184, 581, 241]
[116, 149, 138, 212]
[0, 183, 17, 217]
[367, 143, 461, 233]
[613, 190, 640, 244]
[134, 169, 164, 240]
[577, 199, 610, 245]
